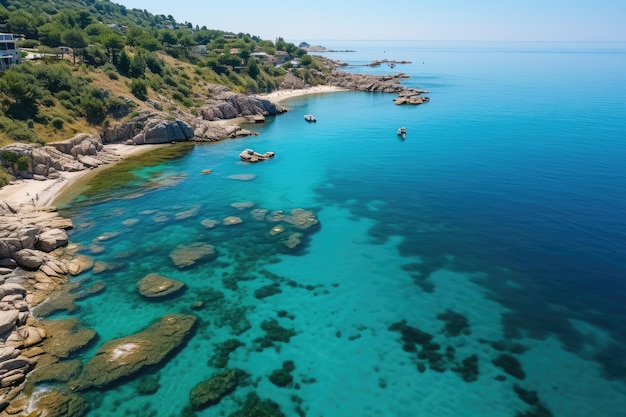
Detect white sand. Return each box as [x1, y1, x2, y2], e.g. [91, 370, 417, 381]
[257, 85, 348, 103]
[0, 144, 160, 208]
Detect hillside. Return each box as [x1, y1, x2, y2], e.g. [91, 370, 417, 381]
[0, 0, 327, 150]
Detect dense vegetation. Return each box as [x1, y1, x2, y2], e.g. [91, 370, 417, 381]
[0, 0, 327, 152]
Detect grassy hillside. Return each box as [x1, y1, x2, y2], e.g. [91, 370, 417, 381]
[0, 0, 328, 149]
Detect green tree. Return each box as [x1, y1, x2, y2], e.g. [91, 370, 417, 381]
[80, 94, 106, 125]
[130, 78, 148, 101]
[62, 28, 88, 64]
[138, 35, 160, 52]
[76, 9, 94, 29]
[0, 5, 10, 23]
[125, 25, 144, 47]
[275, 37, 287, 51]
[299, 54, 313, 66]
[101, 32, 125, 63]
[7, 10, 37, 39]
[178, 33, 196, 51]
[38, 23, 65, 48]
[0, 70, 41, 105]
[247, 58, 260, 79]
[158, 29, 177, 46]
[118, 50, 131, 76]
[129, 54, 146, 78]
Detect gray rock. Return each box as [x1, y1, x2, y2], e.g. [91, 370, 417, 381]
[0, 357, 33, 373]
[2, 283, 26, 296]
[0, 310, 19, 335]
[0, 347, 18, 362]
[14, 249, 45, 270]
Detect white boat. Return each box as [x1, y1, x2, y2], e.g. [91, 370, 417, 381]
[304, 114, 317, 122]
[397, 127, 407, 138]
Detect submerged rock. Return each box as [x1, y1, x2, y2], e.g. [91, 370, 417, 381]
[6, 389, 89, 417]
[169, 242, 216, 268]
[189, 369, 245, 410]
[137, 273, 185, 298]
[75, 314, 196, 389]
[40, 319, 97, 359]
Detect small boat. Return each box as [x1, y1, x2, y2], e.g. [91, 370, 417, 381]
[304, 114, 317, 122]
[397, 127, 407, 138]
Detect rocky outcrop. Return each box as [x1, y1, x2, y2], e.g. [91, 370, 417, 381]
[199, 91, 286, 121]
[100, 113, 195, 145]
[279, 72, 308, 90]
[310, 55, 430, 104]
[239, 149, 275, 162]
[0, 203, 73, 264]
[192, 121, 257, 142]
[0, 135, 122, 180]
[74, 314, 196, 389]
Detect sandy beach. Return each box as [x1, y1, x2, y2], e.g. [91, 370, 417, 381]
[257, 85, 348, 103]
[0, 143, 161, 208]
[0, 86, 345, 207]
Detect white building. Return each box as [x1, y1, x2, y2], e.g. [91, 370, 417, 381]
[0, 33, 21, 70]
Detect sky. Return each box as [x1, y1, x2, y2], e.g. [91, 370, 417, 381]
[117, 0, 626, 42]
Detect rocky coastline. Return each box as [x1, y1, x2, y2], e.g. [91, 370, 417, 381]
[0, 56, 429, 415]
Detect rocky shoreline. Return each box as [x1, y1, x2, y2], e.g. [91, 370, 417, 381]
[0, 56, 429, 415]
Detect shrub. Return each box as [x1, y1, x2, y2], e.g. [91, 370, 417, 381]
[51, 117, 64, 129]
[6, 123, 37, 143]
[55, 91, 72, 101]
[130, 79, 148, 101]
[1, 151, 19, 163]
[19, 39, 39, 48]
[163, 75, 177, 87]
[106, 71, 119, 80]
[144, 52, 164, 75]
[177, 85, 191, 97]
[41, 95, 55, 107]
[80, 95, 106, 125]
[16, 156, 30, 171]
[0, 167, 14, 188]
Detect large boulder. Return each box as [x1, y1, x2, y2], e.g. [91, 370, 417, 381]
[14, 249, 46, 270]
[75, 314, 196, 389]
[0, 310, 19, 335]
[36, 228, 69, 252]
[133, 119, 195, 145]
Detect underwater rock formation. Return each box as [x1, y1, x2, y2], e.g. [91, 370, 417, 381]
[169, 242, 216, 268]
[136, 273, 185, 298]
[189, 369, 246, 410]
[75, 314, 196, 389]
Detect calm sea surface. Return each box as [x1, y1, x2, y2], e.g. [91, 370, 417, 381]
[49, 41, 626, 416]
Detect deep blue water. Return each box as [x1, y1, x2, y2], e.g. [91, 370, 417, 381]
[48, 41, 626, 416]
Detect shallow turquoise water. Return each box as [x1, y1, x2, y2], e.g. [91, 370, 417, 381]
[47, 41, 626, 416]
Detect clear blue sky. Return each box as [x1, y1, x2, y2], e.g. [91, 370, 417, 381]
[117, 0, 625, 42]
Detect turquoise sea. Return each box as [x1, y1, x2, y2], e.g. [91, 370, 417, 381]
[47, 40, 626, 416]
